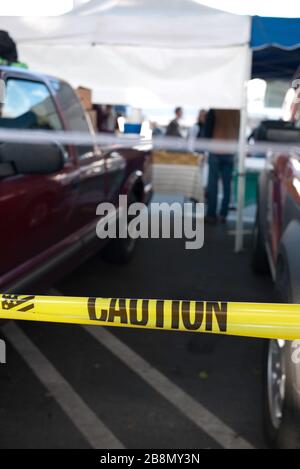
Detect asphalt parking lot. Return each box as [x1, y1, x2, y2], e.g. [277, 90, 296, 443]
[0, 206, 275, 449]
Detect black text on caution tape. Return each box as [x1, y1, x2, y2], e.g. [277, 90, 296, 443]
[87, 298, 228, 333]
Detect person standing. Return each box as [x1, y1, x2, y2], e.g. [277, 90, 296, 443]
[187, 109, 207, 151]
[150, 121, 164, 137]
[189, 109, 207, 140]
[166, 106, 183, 137]
[101, 105, 117, 133]
[205, 109, 240, 224]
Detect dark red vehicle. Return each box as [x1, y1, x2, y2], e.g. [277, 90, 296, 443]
[252, 122, 300, 448]
[0, 66, 152, 293]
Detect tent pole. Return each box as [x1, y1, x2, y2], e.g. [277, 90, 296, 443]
[235, 48, 253, 253]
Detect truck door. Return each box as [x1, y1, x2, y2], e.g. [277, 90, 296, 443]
[51, 80, 106, 237]
[0, 75, 79, 280]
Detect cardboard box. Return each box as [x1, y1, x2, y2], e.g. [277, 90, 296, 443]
[87, 109, 97, 131]
[76, 86, 92, 111]
[153, 150, 203, 166]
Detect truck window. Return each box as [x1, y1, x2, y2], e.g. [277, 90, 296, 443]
[51, 80, 93, 158]
[0, 78, 63, 131]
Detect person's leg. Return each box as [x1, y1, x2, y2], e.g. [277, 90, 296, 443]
[220, 154, 234, 219]
[206, 153, 219, 219]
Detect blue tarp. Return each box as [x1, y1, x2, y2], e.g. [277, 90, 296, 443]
[251, 16, 300, 50]
[251, 16, 300, 79]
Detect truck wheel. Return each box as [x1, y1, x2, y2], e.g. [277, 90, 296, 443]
[263, 340, 300, 448]
[251, 212, 269, 274]
[263, 258, 300, 448]
[102, 194, 138, 264]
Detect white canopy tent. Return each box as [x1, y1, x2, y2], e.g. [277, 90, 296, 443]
[0, 0, 252, 251]
[0, 0, 251, 108]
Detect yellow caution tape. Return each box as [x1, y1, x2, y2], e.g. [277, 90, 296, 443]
[1, 294, 300, 340]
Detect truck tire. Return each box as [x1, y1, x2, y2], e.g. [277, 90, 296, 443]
[102, 193, 138, 264]
[263, 257, 300, 448]
[263, 340, 300, 448]
[251, 212, 269, 274]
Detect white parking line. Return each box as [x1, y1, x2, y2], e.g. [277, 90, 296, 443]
[2, 321, 124, 449]
[83, 325, 254, 449]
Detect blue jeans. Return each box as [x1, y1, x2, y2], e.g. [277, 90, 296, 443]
[206, 153, 234, 218]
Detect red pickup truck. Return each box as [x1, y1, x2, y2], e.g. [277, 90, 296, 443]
[0, 66, 152, 293]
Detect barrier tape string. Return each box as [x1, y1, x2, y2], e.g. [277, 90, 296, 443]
[0, 128, 299, 156]
[1, 294, 300, 340]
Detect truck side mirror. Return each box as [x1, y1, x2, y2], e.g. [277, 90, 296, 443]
[0, 141, 65, 177]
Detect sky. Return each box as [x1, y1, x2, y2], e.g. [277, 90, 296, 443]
[0, 0, 300, 17]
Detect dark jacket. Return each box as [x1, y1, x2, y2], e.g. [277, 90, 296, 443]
[166, 118, 182, 138]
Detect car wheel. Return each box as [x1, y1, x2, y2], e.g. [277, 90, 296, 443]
[251, 212, 269, 274]
[263, 340, 300, 448]
[102, 193, 138, 264]
[263, 256, 300, 448]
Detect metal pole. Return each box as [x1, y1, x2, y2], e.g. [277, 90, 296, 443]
[235, 48, 253, 253]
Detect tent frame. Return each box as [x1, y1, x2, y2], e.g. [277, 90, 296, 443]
[235, 48, 253, 253]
